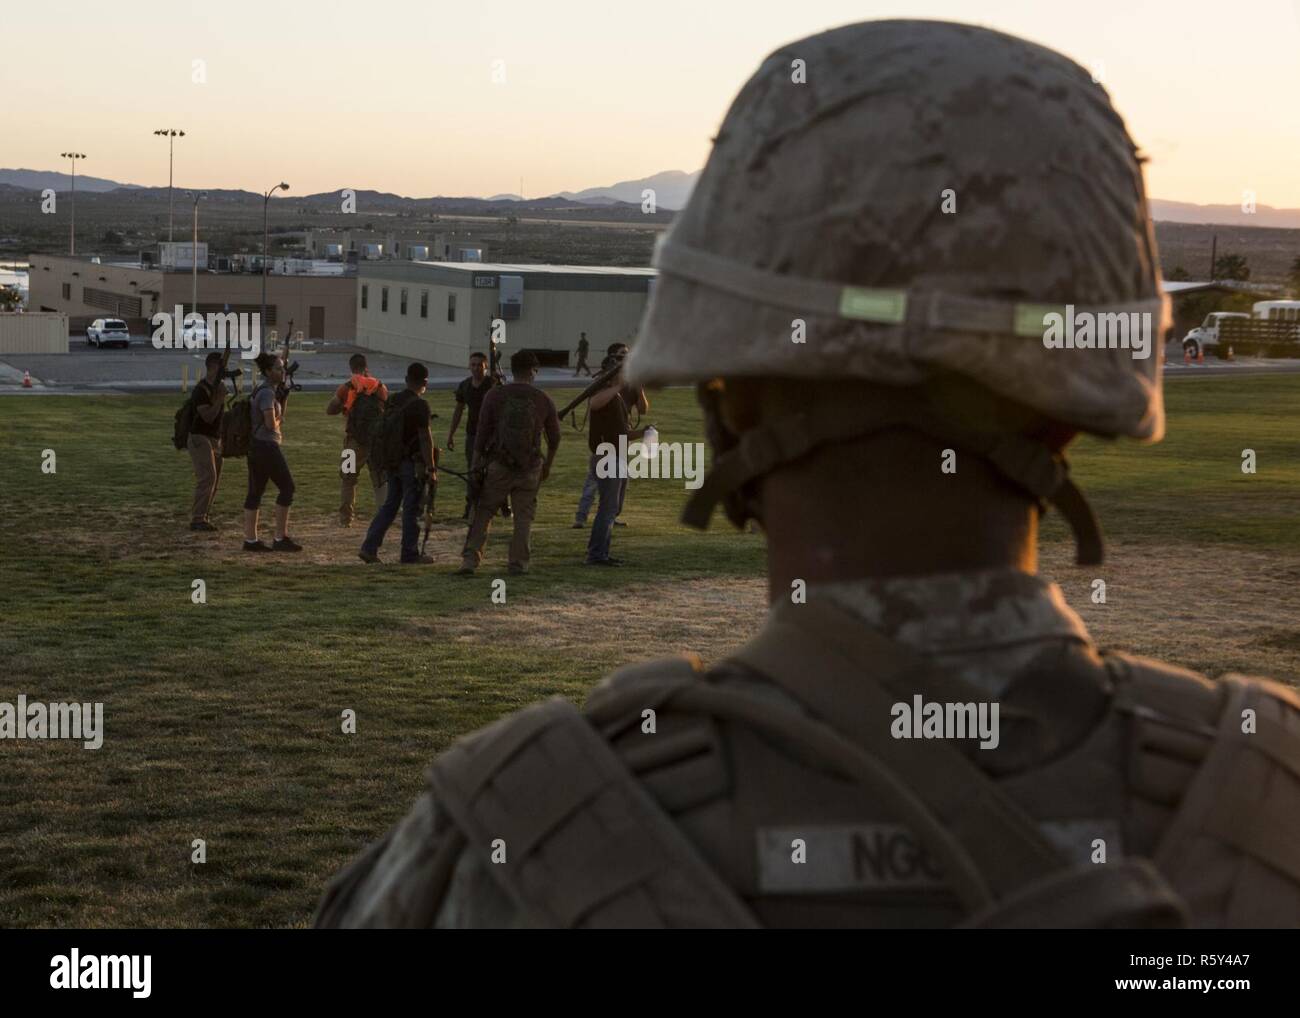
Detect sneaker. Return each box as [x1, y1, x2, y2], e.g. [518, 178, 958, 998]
[500, 506, 513, 519]
[243, 540, 273, 553]
[402, 554, 436, 565]
[613, 520, 627, 527]
[358, 549, 380, 564]
[584, 557, 623, 567]
[455, 565, 476, 576]
[507, 564, 528, 576]
[272, 537, 303, 552]
[339, 515, 354, 528]
[190, 520, 217, 532]
[571, 521, 586, 529]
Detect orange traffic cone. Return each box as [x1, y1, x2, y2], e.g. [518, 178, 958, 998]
[1197, 348, 1204, 365]
[22, 370, 32, 388]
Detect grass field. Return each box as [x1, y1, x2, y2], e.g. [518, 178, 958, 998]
[1, 374, 1299, 928]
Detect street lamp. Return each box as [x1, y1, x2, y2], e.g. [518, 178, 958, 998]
[60, 152, 86, 255]
[189, 191, 206, 324]
[261, 182, 289, 345]
[153, 129, 185, 243]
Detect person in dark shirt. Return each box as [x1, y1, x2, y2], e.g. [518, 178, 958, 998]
[458, 350, 561, 576]
[585, 357, 648, 566]
[573, 342, 647, 529]
[574, 332, 592, 377]
[359, 362, 436, 565]
[447, 351, 500, 521]
[187, 351, 227, 531]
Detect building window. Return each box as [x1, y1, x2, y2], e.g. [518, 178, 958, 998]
[381, 287, 389, 313]
[420, 290, 428, 318]
[361, 284, 368, 310]
[62, 283, 71, 300]
[400, 288, 408, 315]
[447, 293, 456, 322]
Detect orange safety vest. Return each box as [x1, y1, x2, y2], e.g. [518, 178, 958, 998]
[344, 374, 382, 413]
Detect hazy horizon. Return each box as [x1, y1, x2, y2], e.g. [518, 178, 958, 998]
[6, 0, 1299, 207]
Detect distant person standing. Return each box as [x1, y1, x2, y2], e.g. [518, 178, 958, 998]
[358, 362, 436, 565]
[574, 332, 592, 376]
[447, 351, 496, 521]
[573, 343, 647, 529]
[187, 351, 227, 531]
[584, 356, 648, 567]
[458, 350, 560, 576]
[326, 353, 389, 527]
[243, 352, 301, 552]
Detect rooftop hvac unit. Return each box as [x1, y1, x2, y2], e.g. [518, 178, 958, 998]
[361, 243, 383, 259]
[458, 248, 483, 262]
[324, 243, 343, 259]
[498, 275, 523, 320]
[408, 245, 429, 261]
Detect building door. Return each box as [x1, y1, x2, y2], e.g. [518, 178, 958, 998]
[309, 306, 325, 340]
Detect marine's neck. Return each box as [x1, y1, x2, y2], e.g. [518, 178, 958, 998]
[759, 433, 1038, 603]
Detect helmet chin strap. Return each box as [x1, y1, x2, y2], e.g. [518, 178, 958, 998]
[684, 397, 1104, 566]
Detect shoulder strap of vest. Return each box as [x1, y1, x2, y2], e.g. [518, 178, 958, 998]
[426, 691, 760, 929]
[1111, 654, 1300, 922]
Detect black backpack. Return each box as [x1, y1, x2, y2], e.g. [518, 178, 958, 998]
[370, 390, 416, 474]
[347, 383, 384, 446]
[221, 384, 260, 459]
[172, 398, 196, 450]
[490, 387, 541, 470]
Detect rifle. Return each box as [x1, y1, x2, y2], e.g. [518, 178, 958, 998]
[276, 324, 302, 405]
[418, 446, 473, 554]
[558, 358, 622, 421]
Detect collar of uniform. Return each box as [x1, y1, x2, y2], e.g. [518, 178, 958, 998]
[808, 568, 1092, 697]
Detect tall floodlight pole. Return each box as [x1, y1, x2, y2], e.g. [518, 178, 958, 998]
[61, 152, 86, 255]
[261, 182, 290, 342]
[190, 191, 206, 319]
[154, 129, 185, 242]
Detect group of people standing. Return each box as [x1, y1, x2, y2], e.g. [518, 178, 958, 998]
[185, 349, 302, 552]
[181, 338, 647, 573]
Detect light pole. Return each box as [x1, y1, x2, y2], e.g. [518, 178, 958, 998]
[60, 152, 86, 255]
[189, 191, 206, 323]
[154, 129, 185, 243]
[261, 182, 289, 344]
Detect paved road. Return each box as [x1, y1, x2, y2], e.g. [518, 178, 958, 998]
[0, 338, 609, 395]
[3, 337, 1300, 395]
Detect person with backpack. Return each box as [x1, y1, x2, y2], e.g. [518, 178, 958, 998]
[242, 351, 301, 552]
[183, 351, 227, 532]
[317, 21, 1300, 929]
[327, 353, 389, 527]
[457, 349, 560, 576]
[358, 362, 436, 565]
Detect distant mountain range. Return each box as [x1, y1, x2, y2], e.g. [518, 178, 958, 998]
[2, 167, 1296, 226]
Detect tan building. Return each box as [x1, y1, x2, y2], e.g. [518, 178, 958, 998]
[355, 262, 655, 368]
[28, 254, 357, 340]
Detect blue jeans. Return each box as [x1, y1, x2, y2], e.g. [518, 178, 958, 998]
[576, 453, 626, 523]
[586, 472, 623, 562]
[361, 459, 422, 561]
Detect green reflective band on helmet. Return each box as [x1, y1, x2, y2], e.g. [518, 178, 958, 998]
[838, 287, 908, 324]
[1013, 304, 1069, 338]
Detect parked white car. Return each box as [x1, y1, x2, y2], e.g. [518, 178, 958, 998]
[86, 318, 131, 349]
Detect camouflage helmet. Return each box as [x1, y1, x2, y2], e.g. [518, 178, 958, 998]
[625, 19, 1171, 564]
